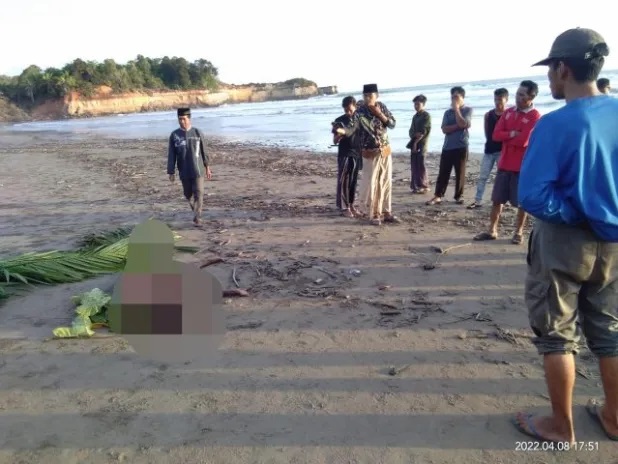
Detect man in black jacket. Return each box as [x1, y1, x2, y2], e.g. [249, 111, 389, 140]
[333, 96, 362, 217]
[167, 107, 212, 226]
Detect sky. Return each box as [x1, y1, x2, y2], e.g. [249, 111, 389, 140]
[1, 0, 617, 92]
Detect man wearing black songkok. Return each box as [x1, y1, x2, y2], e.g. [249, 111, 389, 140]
[167, 107, 212, 226]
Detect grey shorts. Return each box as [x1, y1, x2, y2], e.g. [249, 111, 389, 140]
[526, 220, 618, 357]
[491, 170, 519, 206]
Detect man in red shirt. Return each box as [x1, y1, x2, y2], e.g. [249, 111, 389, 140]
[473, 80, 541, 244]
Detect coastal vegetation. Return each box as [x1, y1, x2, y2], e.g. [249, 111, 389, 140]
[0, 55, 220, 107]
[0, 56, 319, 110]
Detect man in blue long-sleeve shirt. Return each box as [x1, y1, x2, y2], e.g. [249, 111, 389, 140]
[513, 27, 618, 445]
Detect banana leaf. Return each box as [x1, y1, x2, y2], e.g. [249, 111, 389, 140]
[53, 288, 111, 338]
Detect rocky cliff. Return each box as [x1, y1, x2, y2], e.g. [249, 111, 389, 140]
[318, 86, 338, 95]
[27, 82, 338, 120]
[0, 96, 30, 123]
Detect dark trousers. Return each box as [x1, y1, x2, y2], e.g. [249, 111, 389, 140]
[434, 147, 468, 200]
[181, 175, 205, 217]
[410, 150, 429, 191]
[336, 154, 361, 209]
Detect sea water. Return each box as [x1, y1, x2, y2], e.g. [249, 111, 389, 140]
[8, 70, 618, 155]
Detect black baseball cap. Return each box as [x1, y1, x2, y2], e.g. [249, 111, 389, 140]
[532, 27, 609, 66]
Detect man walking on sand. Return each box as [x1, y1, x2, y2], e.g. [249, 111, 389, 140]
[408, 94, 431, 194]
[426, 86, 473, 205]
[512, 27, 618, 445]
[473, 81, 541, 245]
[467, 88, 509, 209]
[167, 107, 212, 227]
[333, 96, 362, 218]
[335, 84, 400, 226]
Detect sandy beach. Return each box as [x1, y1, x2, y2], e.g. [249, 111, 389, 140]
[0, 133, 610, 464]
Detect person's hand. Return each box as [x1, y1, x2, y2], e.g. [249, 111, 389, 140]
[336, 128, 346, 136]
[368, 104, 383, 117]
[205, 166, 212, 180]
[510, 130, 520, 138]
[414, 133, 423, 141]
[451, 95, 462, 110]
[169, 174, 175, 182]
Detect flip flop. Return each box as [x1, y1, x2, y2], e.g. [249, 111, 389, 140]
[474, 232, 498, 241]
[511, 413, 562, 444]
[586, 400, 618, 441]
[512, 233, 523, 245]
[426, 199, 442, 206]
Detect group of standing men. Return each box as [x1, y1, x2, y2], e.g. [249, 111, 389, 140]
[331, 84, 473, 224]
[331, 79, 536, 240]
[332, 74, 612, 252]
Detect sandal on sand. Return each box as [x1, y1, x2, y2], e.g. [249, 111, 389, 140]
[586, 399, 618, 441]
[474, 232, 497, 241]
[426, 198, 442, 206]
[383, 214, 401, 224]
[455, 198, 465, 205]
[512, 233, 523, 245]
[370, 218, 382, 226]
[342, 209, 354, 218]
[467, 202, 482, 209]
[511, 413, 564, 445]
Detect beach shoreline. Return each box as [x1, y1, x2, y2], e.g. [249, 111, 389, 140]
[0, 132, 611, 463]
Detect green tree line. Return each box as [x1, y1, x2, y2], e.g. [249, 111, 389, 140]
[0, 55, 220, 107]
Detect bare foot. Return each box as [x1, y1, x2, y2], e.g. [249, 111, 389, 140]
[512, 412, 575, 444]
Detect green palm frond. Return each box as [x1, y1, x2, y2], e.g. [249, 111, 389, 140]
[77, 227, 134, 251]
[0, 226, 199, 301]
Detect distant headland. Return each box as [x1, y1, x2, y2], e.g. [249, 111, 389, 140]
[0, 55, 338, 122]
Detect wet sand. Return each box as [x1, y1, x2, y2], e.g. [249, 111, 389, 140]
[0, 133, 609, 463]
